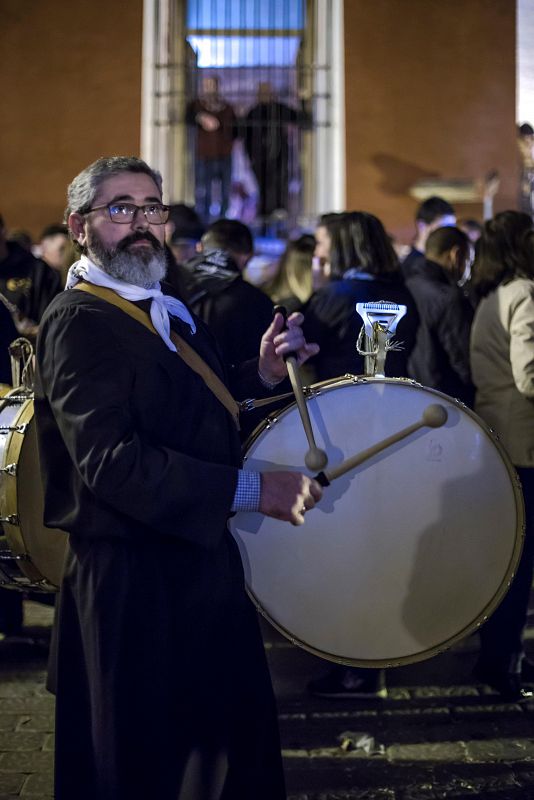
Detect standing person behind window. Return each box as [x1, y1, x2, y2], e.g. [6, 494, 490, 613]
[186, 76, 238, 223]
[243, 81, 311, 223]
[470, 210, 534, 702]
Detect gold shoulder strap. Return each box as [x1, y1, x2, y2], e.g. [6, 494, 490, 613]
[74, 282, 240, 428]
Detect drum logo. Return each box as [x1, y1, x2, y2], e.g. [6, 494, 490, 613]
[426, 439, 443, 461]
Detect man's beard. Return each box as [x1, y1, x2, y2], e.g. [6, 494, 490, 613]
[86, 229, 167, 288]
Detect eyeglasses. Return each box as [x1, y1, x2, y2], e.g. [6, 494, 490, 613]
[87, 202, 169, 225]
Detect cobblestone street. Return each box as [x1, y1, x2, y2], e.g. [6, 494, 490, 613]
[0, 601, 533, 799]
[268, 619, 534, 800]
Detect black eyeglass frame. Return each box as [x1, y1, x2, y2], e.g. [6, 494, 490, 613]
[86, 203, 170, 225]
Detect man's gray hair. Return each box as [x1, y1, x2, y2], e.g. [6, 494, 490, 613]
[65, 156, 163, 221]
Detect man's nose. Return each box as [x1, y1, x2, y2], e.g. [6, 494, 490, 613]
[131, 207, 149, 230]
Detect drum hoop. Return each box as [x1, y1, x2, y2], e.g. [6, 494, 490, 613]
[241, 375, 526, 667]
[0, 391, 60, 589]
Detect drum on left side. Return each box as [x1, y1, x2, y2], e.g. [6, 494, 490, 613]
[0, 389, 67, 591]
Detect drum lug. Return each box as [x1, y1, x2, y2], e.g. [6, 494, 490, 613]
[0, 548, 27, 560]
[0, 463, 17, 476]
[0, 424, 29, 435]
[0, 514, 19, 525]
[3, 394, 31, 405]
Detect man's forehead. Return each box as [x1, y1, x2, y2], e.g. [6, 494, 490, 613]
[93, 172, 162, 204]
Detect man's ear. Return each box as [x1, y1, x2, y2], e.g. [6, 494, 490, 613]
[447, 244, 460, 270]
[68, 212, 87, 248]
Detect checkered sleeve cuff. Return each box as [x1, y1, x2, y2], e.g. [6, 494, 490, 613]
[231, 470, 261, 513]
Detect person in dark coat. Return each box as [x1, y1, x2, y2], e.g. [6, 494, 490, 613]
[303, 211, 419, 383]
[405, 225, 475, 405]
[0, 214, 62, 329]
[186, 75, 238, 222]
[243, 81, 311, 219]
[33, 156, 322, 800]
[184, 219, 274, 367]
[303, 211, 418, 701]
[401, 196, 456, 280]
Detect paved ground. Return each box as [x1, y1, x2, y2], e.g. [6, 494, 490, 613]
[0, 600, 533, 799]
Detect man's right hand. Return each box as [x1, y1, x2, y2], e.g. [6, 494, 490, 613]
[259, 471, 323, 526]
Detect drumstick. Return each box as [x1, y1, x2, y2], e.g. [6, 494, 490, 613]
[273, 306, 328, 471]
[316, 404, 448, 486]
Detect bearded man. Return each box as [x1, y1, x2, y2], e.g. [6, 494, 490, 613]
[34, 156, 321, 800]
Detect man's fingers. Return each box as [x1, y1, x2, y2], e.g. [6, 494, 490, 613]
[301, 342, 320, 360]
[273, 330, 305, 352]
[309, 479, 323, 503]
[259, 471, 323, 525]
[287, 311, 304, 328]
[262, 312, 285, 343]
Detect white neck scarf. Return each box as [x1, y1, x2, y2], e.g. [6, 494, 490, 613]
[65, 255, 196, 351]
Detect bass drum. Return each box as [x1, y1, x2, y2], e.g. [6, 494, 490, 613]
[231, 376, 525, 667]
[0, 389, 67, 591]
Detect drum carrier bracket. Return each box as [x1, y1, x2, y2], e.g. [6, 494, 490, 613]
[356, 301, 407, 377]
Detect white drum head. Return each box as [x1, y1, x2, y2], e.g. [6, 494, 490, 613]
[231, 378, 524, 667]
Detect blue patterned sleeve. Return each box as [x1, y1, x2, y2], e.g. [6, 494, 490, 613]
[231, 470, 261, 512]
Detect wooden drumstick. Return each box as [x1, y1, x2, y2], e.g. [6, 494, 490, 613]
[316, 404, 448, 486]
[273, 306, 328, 471]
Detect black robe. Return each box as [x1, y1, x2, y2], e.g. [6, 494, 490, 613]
[34, 289, 286, 800]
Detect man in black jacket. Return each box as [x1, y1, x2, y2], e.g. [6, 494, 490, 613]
[34, 156, 322, 800]
[401, 196, 456, 280]
[184, 219, 274, 367]
[405, 225, 474, 405]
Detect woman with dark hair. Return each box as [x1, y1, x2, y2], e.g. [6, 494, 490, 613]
[263, 234, 315, 313]
[303, 211, 418, 700]
[303, 211, 419, 382]
[470, 210, 534, 701]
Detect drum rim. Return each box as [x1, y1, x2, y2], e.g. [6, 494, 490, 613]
[239, 375, 526, 667]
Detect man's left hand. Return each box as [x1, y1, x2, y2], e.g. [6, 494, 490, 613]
[258, 311, 319, 384]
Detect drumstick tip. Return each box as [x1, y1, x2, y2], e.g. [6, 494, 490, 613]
[305, 447, 328, 471]
[423, 404, 448, 428]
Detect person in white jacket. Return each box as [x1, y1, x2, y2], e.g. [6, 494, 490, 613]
[470, 210, 534, 701]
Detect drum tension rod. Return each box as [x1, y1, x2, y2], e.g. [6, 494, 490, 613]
[0, 514, 19, 525]
[0, 549, 29, 562]
[0, 463, 17, 476]
[2, 395, 30, 404]
[0, 424, 29, 434]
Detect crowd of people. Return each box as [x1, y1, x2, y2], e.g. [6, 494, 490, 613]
[1, 151, 534, 797]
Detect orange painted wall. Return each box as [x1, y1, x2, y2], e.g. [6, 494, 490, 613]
[343, 0, 518, 242]
[1, 0, 143, 238]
